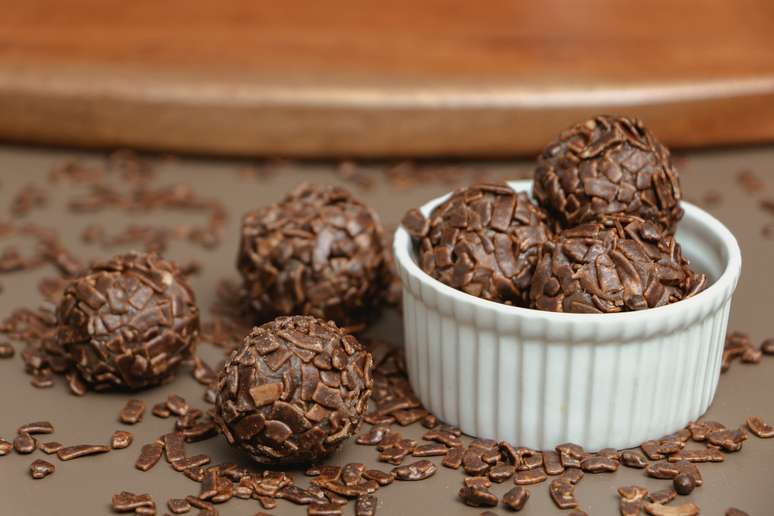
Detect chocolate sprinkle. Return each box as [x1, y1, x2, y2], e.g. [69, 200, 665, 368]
[13, 433, 36, 454]
[111, 430, 134, 450]
[119, 399, 145, 424]
[112, 491, 154, 512]
[29, 459, 55, 479]
[17, 421, 54, 435]
[57, 444, 110, 461]
[39, 441, 63, 454]
[135, 442, 163, 471]
[0, 342, 14, 359]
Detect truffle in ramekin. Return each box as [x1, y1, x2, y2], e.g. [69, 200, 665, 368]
[529, 217, 707, 313]
[401, 182, 551, 306]
[533, 115, 683, 232]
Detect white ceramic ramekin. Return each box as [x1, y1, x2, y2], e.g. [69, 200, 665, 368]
[393, 180, 741, 451]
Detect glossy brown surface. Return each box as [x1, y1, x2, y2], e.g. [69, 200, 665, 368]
[1, 2, 774, 156]
[0, 145, 772, 514]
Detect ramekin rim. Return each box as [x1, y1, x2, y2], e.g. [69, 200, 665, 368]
[392, 180, 742, 324]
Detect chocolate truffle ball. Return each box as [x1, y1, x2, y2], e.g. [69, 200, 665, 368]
[529, 217, 706, 313]
[533, 115, 683, 232]
[57, 252, 199, 390]
[213, 315, 373, 465]
[402, 182, 551, 306]
[237, 183, 389, 326]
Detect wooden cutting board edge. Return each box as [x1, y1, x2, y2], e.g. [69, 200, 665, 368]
[2, 70, 774, 158]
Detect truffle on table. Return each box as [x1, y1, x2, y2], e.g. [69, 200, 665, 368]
[57, 252, 199, 390]
[213, 315, 373, 465]
[533, 115, 683, 232]
[237, 183, 390, 326]
[402, 182, 551, 306]
[529, 217, 707, 313]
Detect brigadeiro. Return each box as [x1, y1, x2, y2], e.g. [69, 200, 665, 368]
[533, 115, 683, 232]
[237, 183, 390, 326]
[401, 182, 551, 306]
[57, 252, 199, 390]
[213, 315, 373, 465]
[529, 216, 707, 313]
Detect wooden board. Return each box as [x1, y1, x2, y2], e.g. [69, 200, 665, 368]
[1, 1, 774, 157]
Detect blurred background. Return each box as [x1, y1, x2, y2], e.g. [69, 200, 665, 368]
[2, 0, 773, 158]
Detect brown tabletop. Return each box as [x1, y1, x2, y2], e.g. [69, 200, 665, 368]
[0, 144, 772, 515]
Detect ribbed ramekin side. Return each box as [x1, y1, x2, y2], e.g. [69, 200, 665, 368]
[401, 287, 417, 395]
[705, 300, 732, 411]
[400, 281, 733, 450]
[439, 311, 458, 427]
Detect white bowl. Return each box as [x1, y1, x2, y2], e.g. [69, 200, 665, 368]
[393, 180, 741, 451]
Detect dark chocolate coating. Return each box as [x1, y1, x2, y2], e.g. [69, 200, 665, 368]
[533, 115, 683, 232]
[214, 316, 373, 465]
[529, 217, 706, 313]
[57, 252, 199, 390]
[237, 183, 389, 325]
[402, 182, 551, 306]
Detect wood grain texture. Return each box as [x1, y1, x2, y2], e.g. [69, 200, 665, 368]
[1, 1, 774, 157]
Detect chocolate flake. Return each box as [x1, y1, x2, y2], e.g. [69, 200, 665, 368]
[502, 485, 530, 511]
[111, 430, 133, 449]
[17, 421, 54, 435]
[29, 459, 55, 479]
[39, 441, 63, 454]
[119, 399, 145, 424]
[112, 491, 154, 512]
[644, 502, 700, 516]
[0, 342, 14, 359]
[747, 416, 774, 438]
[392, 460, 437, 481]
[135, 443, 163, 471]
[13, 433, 37, 454]
[57, 444, 110, 461]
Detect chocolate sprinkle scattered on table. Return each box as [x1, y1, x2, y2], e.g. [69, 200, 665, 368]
[17, 421, 54, 435]
[112, 491, 155, 512]
[119, 399, 145, 424]
[135, 442, 163, 471]
[111, 430, 134, 449]
[57, 444, 110, 461]
[38, 441, 63, 454]
[0, 342, 14, 359]
[13, 433, 37, 454]
[29, 459, 55, 479]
